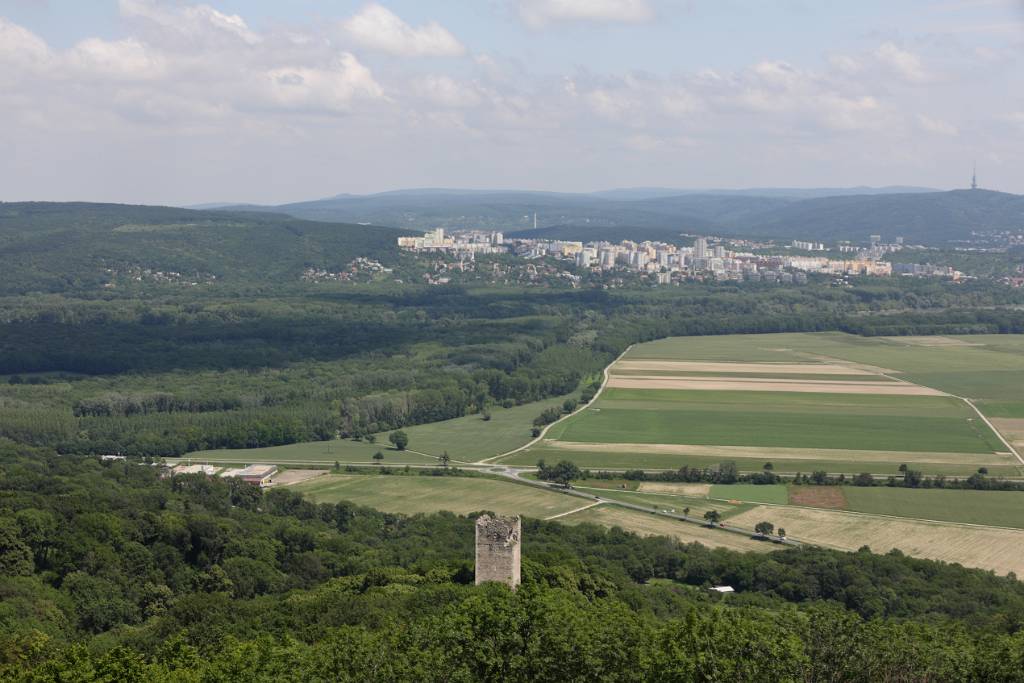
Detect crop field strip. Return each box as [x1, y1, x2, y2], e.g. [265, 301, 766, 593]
[557, 505, 775, 553]
[605, 376, 945, 395]
[727, 504, 1024, 576]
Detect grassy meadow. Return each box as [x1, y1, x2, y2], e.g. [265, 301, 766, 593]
[294, 474, 584, 518]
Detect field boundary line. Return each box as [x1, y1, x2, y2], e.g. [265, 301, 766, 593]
[960, 398, 1024, 467]
[476, 344, 634, 464]
[545, 501, 602, 520]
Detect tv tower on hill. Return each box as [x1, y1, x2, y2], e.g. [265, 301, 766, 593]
[971, 163, 978, 190]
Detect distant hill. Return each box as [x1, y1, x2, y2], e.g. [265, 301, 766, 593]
[740, 190, 1024, 244]
[0, 202, 411, 295]
[590, 186, 937, 200]
[208, 186, 1022, 247]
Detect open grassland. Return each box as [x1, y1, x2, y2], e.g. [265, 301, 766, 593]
[841, 487, 1024, 529]
[559, 505, 775, 553]
[184, 391, 574, 465]
[294, 474, 583, 518]
[506, 444, 1019, 477]
[727, 505, 1024, 576]
[386, 391, 578, 462]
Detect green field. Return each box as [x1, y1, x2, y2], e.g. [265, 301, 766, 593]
[183, 391, 579, 466]
[842, 487, 1024, 529]
[294, 474, 585, 518]
[511, 332, 1023, 477]
[545, 389, 1002, 454]
[388, 391, 578, 462]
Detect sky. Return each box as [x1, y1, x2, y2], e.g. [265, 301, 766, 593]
[1, 0, 1023, 205]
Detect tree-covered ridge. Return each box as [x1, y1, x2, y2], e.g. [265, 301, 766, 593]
[220, 188, 1024, 246]
[3, 443, 1024, 681]
[0, 202, 411, 295]
[3, 280, 1024, 457]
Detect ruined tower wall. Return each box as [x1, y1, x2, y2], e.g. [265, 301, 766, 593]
[474, 514, 521, 588]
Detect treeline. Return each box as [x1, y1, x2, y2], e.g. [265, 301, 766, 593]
[795, 468, 1024, 492]
[587, 463, 780, 485]
[5, 445, 1024, 680]
[587, 464, 1024, 492]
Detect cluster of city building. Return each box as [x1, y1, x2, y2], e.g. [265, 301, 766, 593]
[398, 230, 966, 283]
[397, 228, 506, 255]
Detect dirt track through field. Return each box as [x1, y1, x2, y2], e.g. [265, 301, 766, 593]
[728, 505, 1024, 576]
[614, 360, 873, 375]
[544, 440, 1002, 465]
[606, 376, 946, 395]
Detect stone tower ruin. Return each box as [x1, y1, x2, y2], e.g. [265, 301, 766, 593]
[475, 514, 521, 589]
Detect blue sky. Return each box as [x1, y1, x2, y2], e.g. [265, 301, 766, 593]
[1, 0, 1022, 203]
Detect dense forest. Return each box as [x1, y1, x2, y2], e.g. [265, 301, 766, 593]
[3, 288, 1024, 454]
[3, 443, 1024, 681]
[3, 279, 1024, 456]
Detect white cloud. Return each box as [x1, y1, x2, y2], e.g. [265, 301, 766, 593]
[119, 0, 262, 46]
[518, 0, 654, 28]
[263, 53, 385, 113]
[917, 114, 959, 135]
[874, 42, 931, 82]
[415, 75, 482, 107]
[0, 17, 53, 77]
[341, 4, 465, 57]
[67, 38, 167, 81]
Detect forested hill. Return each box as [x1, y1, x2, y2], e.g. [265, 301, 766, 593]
[0, 202, 411, 295]
[222, 188, 1024, 246]
[743, 189, 1024, 244]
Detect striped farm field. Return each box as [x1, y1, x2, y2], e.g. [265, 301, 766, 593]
[726, 505, 1024, 576]
[508, 332, 1021, 478]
